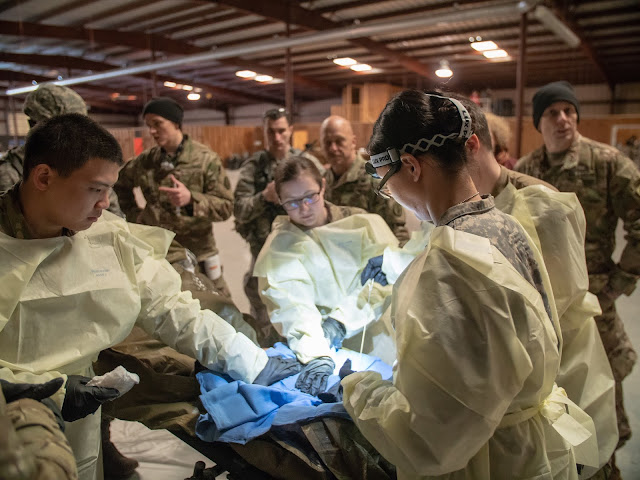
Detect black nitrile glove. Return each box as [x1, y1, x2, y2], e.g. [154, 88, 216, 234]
[322, 317, 346, 350]
[0, 377, 64, 403]
[295, 357, 335, 396]
[61, 375, 120, 422]
[318, 359, 356, 403]
[360, 255, 388, 286]
[253, 355, 302, 386]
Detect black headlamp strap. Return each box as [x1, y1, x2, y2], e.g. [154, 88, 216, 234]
[369, 94, 472, 169]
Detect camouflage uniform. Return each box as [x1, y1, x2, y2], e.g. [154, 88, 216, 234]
[0, 389, 78, 480]
[440, 195, 553, 322]
[0, 83, 122, 216]
[516, 134, 640, 447]
[115, 135, 233, 296]
[323, 153, 409, 245]
[0, 146, 122, 216]
[233, 147, 322, 346]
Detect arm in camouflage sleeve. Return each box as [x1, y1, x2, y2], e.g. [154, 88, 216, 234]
[0, 151, 23, 192]
[113, 157, 142, 222]
[233, 156, 273, 224]
[609, 153, 640, 296]
[189, 151, 233, 222]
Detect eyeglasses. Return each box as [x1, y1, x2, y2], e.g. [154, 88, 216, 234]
[281, 192, 321, 211]
[365, 161, 401, 199]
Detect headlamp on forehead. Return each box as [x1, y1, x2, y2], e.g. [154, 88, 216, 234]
[368, 94, 472, 171]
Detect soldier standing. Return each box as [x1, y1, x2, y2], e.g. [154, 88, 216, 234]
[234, 108, 323, 346]
[320, 115, 409, 245]
[114, 97, 234, 297]
[515, 81, 640, 464]
[0, 84, 122, 218]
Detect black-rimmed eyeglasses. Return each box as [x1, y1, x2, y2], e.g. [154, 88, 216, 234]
[281, 192, 321, 211]
[365, 161, 401, 199]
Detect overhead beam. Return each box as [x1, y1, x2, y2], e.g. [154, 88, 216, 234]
[0, 52, 283, 106]
[216, 0, 434, 79]
[550, 1, 614, 90]
[0, 20, 335, 95]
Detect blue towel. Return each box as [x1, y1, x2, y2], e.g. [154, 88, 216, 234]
[195, 344, 392, 444]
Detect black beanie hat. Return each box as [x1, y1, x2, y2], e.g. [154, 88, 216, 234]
[142, 97, 184, 126]
[532, 81, 580, 130]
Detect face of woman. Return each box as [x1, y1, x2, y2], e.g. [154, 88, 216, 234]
[375, 161, 433, 222]
[278, 172, 327, 229]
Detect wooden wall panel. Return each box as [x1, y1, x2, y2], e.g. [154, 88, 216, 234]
[109, 114, 640, 168]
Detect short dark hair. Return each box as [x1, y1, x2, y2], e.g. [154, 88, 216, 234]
[263, 107, 291, 125]
[274, 155, 322, 195]
[368, 89, 472, 174]
[449, 93, 492, 151]
[24, 113, 123, 179]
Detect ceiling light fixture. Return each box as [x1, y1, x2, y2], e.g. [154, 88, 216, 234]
[350, 63, 372, 72]
[483, 49, 508, 58]
[235, 70, 256, 78]
[163, 81, 177, 88]
[187, 93, 200, 100]
[435, 60, 453, 78]
[255, 74, 273, 82]
[333, 57, 357, 66]
[182, 85, 193, 91]
[470, 40, 498, 52]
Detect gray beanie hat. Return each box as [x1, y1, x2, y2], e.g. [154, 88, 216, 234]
[532, 81, 580, 130]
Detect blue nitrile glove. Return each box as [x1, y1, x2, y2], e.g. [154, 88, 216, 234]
[360, 255, 388, 286]
[322, 317, 346, 350]
[295, 357, 335, 396]
[253, 355, 302, 386]
[61, 375, 120, 422]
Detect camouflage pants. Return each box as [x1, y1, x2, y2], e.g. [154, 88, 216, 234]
[244, 255, 286, 348]
[595, 292, 637, 450]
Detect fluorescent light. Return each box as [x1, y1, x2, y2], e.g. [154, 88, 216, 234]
[470, 40, 498, 52]
[534, 5, 580, 48]
[255, 74, 273, 82]
[350, 63, 372, 72]
[182, 84, 193, 91]
[435, 60, 452, 78]
[333, 57, 357, 66]
[163, 81, 177, 88]
[187, 93, 200, 101]
[483, 49, 508, 58]
[235, 70, 256, 78]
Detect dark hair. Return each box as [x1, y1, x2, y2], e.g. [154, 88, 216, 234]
[368, 89, 472, 174]
[274, 155, 322, 195]
[24, 113, 123, 179]
[449, 93, 492, 151]
[263, 107, 291, 125]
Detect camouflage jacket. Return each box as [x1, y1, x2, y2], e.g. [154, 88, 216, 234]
[491, 164, 558, 197]
[323, 153, 408, 245]
[0, 145, 123, 217]
[0, 390, 78, 480]
[515, 134, 640, 297]
[233, 147, 322, 257]
[440, 195, 552, 321]
[114, 135, 233, 261]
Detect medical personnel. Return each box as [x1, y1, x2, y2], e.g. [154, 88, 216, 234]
[342, 90, 595, 479]
[254, 155, 398, 396]
[0, 114, 298, 480]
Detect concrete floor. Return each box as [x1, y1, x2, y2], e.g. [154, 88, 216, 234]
[218, 170, 639, 478]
